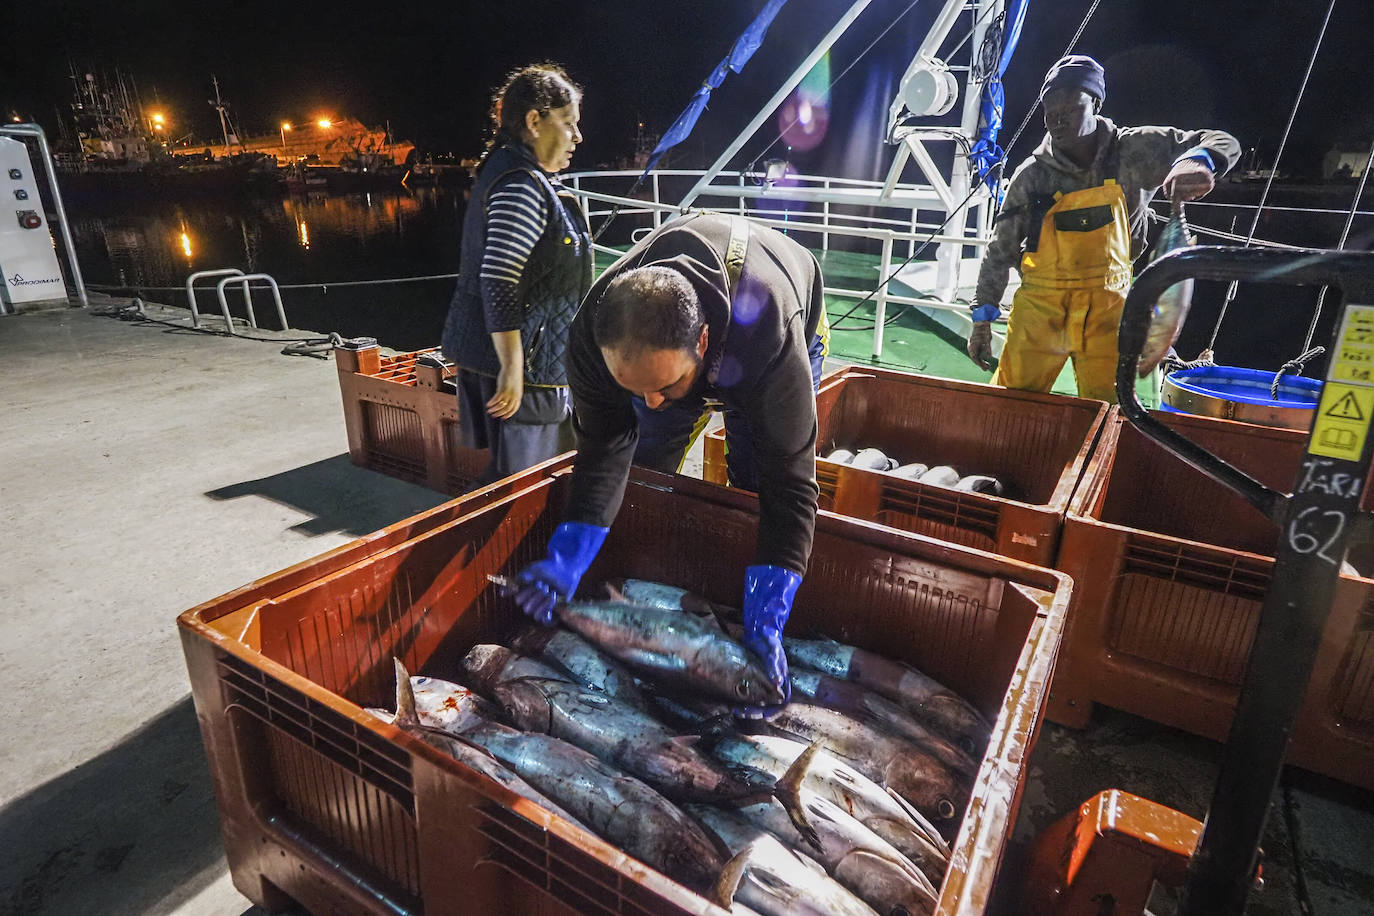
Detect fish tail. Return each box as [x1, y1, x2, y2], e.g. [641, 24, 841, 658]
[709, 844, 754, 910]
[394, 658, 419, 727]
[775, 740, 826, 854]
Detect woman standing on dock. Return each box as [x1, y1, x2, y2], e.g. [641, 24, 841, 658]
[441, 63, 590, 487]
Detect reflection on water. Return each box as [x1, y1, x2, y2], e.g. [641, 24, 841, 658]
[70, 187, 469, 349]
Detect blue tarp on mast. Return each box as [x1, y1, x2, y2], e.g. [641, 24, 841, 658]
[639, 0, 789, 177]
[968, 0, 1029, 188]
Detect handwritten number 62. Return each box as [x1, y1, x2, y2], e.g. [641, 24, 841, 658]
[1287, 507, 1347, 565]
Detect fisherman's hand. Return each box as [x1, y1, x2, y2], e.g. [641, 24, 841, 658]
[967, 320, 996, 371]
[735, 565, 800, 719]
[1163, 156, 1215, 202]
[487, 363, 524, 420]
[513, 522, 610, 625]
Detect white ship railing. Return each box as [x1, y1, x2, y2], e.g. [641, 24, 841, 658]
[564, 168, 990, 358]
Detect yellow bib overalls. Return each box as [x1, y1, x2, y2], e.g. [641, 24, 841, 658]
[992, 179, 1133, 403]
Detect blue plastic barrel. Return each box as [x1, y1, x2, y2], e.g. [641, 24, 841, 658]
[1160, 365, 1321, 431]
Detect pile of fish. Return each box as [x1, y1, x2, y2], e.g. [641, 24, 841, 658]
[371, 578, 992, 916]
[823, 447, 1005, 496]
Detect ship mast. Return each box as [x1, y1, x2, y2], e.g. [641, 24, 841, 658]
[209, 75, 234, 153]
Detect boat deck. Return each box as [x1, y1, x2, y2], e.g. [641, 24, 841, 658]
[1, 302, 1369, 915]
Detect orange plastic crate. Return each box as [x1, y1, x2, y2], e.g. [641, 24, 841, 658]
[1052, 409, 1374, 790]
[335, 344, 493, 493]
[180, 467, 1071, 916]
[704, 367, 1108, 566]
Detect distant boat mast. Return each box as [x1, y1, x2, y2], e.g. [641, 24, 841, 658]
[209, 75, 238, 153]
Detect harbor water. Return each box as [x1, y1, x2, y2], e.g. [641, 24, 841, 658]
[70, 187, 470, 351]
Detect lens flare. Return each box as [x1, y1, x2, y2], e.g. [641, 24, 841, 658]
[778, 53, 831, 152]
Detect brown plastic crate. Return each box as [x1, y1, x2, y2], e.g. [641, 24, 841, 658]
[180, 467, 1071, 916]
[1052, 408, 1374, 790]
[704, 367, 1108, 566]
[701, 370, 847, 488]
[335, 343, 493, 493]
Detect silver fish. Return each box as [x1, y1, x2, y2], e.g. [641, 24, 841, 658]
[709, 733, 951, 880]
[954, 474, 1004, 496]
[510, 625, 650, 707]
[824, 448, 857, 464]
[1138, 204, 1196, 376]
[605, 579, 737, 632]
[693, 809, 879, 916]
[461, 719, 728, 891]
[728, 791, 938, 916]
[555, 599, 784, 706]
[461, 643, 570, 694]
[491, 675, 758, 802]
[788, 669, 979, 779]
[766, 702, 969, 829]
[609, 578, 693, 611]
[851, 448, 896, 471]
[408, 673, 503, 734]
[916, 465, 961, 487]
[891, 462, 929, 479]
[783, 637, 991, 756]
[377, 660, 584, 829]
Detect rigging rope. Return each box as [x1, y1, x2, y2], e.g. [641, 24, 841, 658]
[594, 0, 928, 244]
[1144, 206, 1301, 249]
[746, 0, 926, 173]
[1204, 0, 1339, 354]
[945, 1, 1011, 66]
[1299, 138, 1374, 353]
[1268, 137, 1374, 396]
[830, 0, 1104, 330]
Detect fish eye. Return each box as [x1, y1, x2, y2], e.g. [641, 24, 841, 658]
[937, 797, 957, 820]
[734, 680, 752, 698]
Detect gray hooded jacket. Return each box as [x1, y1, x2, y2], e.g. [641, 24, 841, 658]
[975, 117, 1240, 306]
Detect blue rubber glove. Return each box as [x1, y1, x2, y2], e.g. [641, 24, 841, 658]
[513, 522, 609, 625]
[736, 564, 801, 719]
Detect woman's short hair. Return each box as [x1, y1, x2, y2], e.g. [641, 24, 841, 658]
[488, 63, 581, 153]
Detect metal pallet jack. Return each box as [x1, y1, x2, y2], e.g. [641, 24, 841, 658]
[1024, 245, 1374, 915]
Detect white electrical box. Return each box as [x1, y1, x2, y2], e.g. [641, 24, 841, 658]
[0, 136, 66, 310]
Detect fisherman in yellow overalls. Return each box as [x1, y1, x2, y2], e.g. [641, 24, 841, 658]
[967, 55, 1239, 402]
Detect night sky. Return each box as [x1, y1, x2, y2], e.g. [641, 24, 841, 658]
[6, 0, 1373, 178]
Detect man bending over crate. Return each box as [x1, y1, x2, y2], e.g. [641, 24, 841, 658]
[510, 212, 830, 717]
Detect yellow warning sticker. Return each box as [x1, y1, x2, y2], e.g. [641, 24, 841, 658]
[1331, 305, 1374, 384]
[1309, 382, 1374, 460]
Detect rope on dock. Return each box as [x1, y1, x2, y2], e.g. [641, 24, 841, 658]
[89, 296, 367, 358]
[87, 272, 460, 295]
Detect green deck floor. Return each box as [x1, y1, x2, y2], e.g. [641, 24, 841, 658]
[596, 246, 1161, 407]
